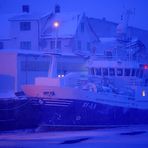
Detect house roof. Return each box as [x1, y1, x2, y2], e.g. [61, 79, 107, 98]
[0, 12, 50, 39]
[41, 12, 82, 38]
[9, 12, 48, 21]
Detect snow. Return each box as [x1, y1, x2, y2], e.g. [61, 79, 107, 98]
[9, 12, 47, 21]
[99, 37, 116, 42]
[0, 125, 148, 148]
[0, 91, 15, 98]
[42, 12, 82, 38]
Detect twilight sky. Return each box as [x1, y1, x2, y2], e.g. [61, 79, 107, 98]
[0, 0, 148, 30]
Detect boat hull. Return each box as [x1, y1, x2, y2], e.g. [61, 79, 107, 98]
[0, 99, 40, 131]
[28, 97, 148, 129]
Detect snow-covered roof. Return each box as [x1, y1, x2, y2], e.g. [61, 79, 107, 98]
[0, 49, 77, 57]
[99, 37, 116, 43]
[9, 12, 48, 21]
[42, 12, 82, 38]
[0, 12, 49, 39]
[87, 60, 140, 68]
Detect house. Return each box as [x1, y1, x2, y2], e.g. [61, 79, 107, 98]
[0, 5, 148, 92]
[0, 5, 88, 92]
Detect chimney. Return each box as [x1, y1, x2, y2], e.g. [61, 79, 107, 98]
[54, 4, 60, 13]
[22, 5, 30, 13]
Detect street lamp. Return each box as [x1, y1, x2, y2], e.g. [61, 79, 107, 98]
[53, 21, 60, 53]
[48, 21, 60, 78]
[53, 21, 60, 28]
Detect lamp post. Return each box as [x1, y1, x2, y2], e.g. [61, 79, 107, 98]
[48, 21, 60, 78]
[53, 21, 60, 53]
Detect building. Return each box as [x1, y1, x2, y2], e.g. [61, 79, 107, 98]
[0, 5, 148, 92]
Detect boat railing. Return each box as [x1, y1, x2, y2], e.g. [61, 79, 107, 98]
[89, 55, 145, 63]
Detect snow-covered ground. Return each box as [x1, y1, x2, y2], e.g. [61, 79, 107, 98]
[0, 125, 148, 148]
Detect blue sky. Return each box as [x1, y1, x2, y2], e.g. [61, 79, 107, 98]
[0, 0, 148, 30]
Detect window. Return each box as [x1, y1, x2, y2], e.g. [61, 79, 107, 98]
[77, 40, 81, 50]
[131, 69, 136, 76]
[0, 42, 4, 49]
[50, 41, 55, 49]
[22, 5, 29, 13]
[90, 68, 95, 75]
[20, 22, 31, 31]
[105, 51, 112, 58]
[81, 23, 84, 32]
[87, 42, 90, 51]
[50, 40, 61, 50]
[124, 68, 131, 76]
[136, 69, 140, 77]
[109, 68, 115, 76]
[95, 68, 101, 76]
[21, 61, 49, 71]
[117, 68, 123, 76]
[139, 69, 143, 78]
[102, 68, 108, 76]
[20, 41, 31, 50]
[57, 41, 61, 49]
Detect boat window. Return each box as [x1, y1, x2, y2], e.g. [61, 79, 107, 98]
[95, 68, 101, 76]
[103, 68, 108, 76]
[109, 68, 115, 76]
[131, 69, 136, 76]
[90, 68, 95, 75]
[139, 69, 143, 78]
[124, 68, 130, 76]
[136, 69, 140, 77]
[117, 68, 123, 76]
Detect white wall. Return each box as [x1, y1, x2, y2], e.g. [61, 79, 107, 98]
[10, 20, 39, 50]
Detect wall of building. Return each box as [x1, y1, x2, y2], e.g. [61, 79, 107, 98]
[10, 20, 39, 51]
[0, 51, 17, 91]
[41, 37, 74, 54]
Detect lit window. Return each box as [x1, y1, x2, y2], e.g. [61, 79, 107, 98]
[142, 90, 146, 97]
[20, 41, 31, 50]
[20, 22, 31, 31]
[143, 65, 148, 69]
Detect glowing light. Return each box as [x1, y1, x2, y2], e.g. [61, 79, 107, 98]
[144, 65, 148, 69]
[58, 74, 64, 78]
[53, 21, 59, 28]
[142, 90, 146, 97]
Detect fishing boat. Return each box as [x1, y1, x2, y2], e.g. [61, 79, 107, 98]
[22, 43, 148, 129]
